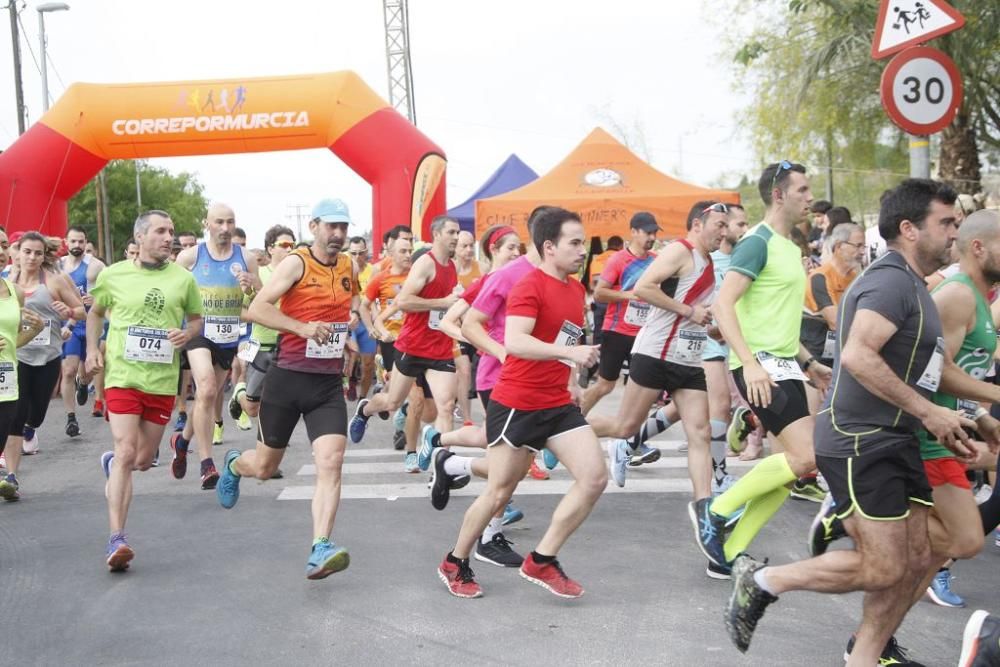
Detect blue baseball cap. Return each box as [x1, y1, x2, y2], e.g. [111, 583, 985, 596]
[311, 198, 351, 224]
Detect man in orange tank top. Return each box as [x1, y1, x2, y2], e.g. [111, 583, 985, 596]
[215, 198, 360, 581]
[349, 216, 461, 464]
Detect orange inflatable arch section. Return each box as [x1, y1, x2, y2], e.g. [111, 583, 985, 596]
[0, 71, 446, 251]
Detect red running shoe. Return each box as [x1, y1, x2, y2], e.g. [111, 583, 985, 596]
[437, 556, 482, 598]
[169, 433, 187, 480]
[527, 459, 549, 480]
[519, 553, 584, 598]
[201, 464, 219, 490]
[92, 399, 104, 418]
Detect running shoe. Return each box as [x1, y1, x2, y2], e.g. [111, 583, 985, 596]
[727, 406, 754, 453]
[688, 497, 728, 567]
[236, 411, 252, 431]
[404, 452, 419, 473]
[100, 451, 113, 499]
[628, 443, 661, 467]
[212, 423, 224, 446]
[608, 439, 629, 488]
[305, 539, 350, 580]
[438, 556, 482, 598]
[502, 501, 524, 526]
[474, 533, 524, 568]
[22, 427, 38, 455]
[346, 378, 358, 402]
[0, 472, 19, 501]
[712, 473, 736, 496]
[927, 568, 965, 608]
[217, 449, 242, 509]
[959, 610, 1000, 667]
[393, 430, 406, 451]
[348, 398, 370, 444]
[169, 433, 188, 480]
[92, 399, 105, 418]
[790, 477, 825, 503]
[66, 414, 80, 438]
[228, 382, 245, 420]
[106, 532, 134, 572]
[430, 448, 458, 510]
[527, 459, 549, 480]
[0, 452, 6, 471]
[75, 377, 89, 406]
[150, 448, 159, 467]
[542, 447, 559, 470]
[201, 463, 220, 490]
[419, 424, 440, 471]
[807, 492, 847, 557]
[706, 560, 732, 580]
[678, 442, 689, 454]
[844, 635, 924, 666]
[174, 411, 187, 432]
[724, 554, 777, 653]
[519, 553, 583, 598]
[393, 403, 408, 433]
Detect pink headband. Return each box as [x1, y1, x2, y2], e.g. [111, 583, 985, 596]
[488, 226, 517, 249]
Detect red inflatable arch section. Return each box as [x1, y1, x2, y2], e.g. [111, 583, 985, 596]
[0, 71, 446, 251]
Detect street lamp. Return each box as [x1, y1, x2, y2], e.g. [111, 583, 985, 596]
[37, 2, 70, 112]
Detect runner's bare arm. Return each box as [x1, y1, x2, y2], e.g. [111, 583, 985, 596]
[505, 315, 598, 366]
[633, 243, 710, 325]
[461, 307, 505, 362]
[84, 303, 106, 369]
[175, 245, 198, 270]
[53, 272, 86, 321]
[394, 255, 456, 312]
[593, 277, 633, 304]
[439, 299, 469, 343]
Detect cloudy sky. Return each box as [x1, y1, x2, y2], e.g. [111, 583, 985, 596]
[0, 0, 754, 246]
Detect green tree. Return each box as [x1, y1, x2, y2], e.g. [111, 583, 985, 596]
[68, 160, 207, 260]
[728, 0, 999, 209]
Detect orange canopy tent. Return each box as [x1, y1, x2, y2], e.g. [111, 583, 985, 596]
[475, 127, 739, 241]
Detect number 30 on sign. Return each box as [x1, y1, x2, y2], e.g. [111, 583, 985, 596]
[880, 45, 963, 136]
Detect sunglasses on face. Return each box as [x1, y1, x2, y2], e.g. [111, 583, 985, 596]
[272, 241, 295, 249]
[770, 159, 793, 193]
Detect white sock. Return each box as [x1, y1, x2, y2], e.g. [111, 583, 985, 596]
[481, 517, 502, 544]
[443, 455, 472, 477]
[754, 567, 777, 595]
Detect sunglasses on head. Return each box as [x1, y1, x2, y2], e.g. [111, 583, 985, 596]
[770, 159, 794, 193]
[701, 202, 729, 215]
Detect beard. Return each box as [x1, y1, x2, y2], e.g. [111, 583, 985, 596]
[69, 247, 84, 257]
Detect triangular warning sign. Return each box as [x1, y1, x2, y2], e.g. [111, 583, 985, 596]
[872, 0, 965, 60]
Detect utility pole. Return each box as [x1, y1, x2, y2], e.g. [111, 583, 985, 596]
[98, 170, 112, 260]
[135, 160, 142, 212]
[382, 0, 417, 124]
[7, 1, 26, 134]
[286, 204, 309, 242]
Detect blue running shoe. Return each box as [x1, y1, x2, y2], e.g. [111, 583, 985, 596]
[217, 449, 242, 509]
[106, 532, 134, 572]
[348, 398, 371, 444]
[305, 539, 350, 580]
[393, 402, 408, 433]
[608, 439, 629, 488]
[404, 452, 419, 473]
[502, 501, 524, 526]
[688, 497, 728, 567]
[418, 424, 440, 471]
[542, 447, 559, 471]
[927, 568, 965, 608]
[100, 451, 114, 479]
[174, 411, 187, 433]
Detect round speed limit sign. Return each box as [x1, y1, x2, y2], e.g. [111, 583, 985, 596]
[880, 46, 963, 135]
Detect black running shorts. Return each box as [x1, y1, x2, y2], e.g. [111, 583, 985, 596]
[257, 366, 347, 448]
[394, 352, 455, 378]
[485, 399, 589, 452]
[732, 369, 809, 436]
[184, 335, 237, 371]
[629, 353, 707, 393]
[379, 340, 397, 372]
[817, 441, 933, 521]
[598, 330, 634, 382]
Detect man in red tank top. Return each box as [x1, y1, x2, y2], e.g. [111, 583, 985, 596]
[349, 216, 461, 455]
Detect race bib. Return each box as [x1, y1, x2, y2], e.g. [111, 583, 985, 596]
[623, 300, 651, 327]
[822, 331, 837, 360]
[428, 309, 445, 331]
[0, 361, 15, 398]
[554, 320, 584, 367]
[239, 322, 249, 338]
[755, 351, 806, 383]
[957, 398, 979, 421]
[306, 322, 349, 359]
[238, 339, 261, 362]
[671, 329, 707, 365]
[916, 337, 945, 392]
[204, 315, 240, 344]
[27, 320, 51, 347]
[124, 326, 173, 364]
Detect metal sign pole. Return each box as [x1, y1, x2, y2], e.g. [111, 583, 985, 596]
[909, 135, 931, 178]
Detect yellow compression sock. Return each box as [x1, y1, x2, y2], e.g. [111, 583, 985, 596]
[710, 452, 795, 517]
[723, 485, 791, 562]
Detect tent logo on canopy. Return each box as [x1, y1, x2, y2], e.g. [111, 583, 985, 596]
[583, 168, 622, 187]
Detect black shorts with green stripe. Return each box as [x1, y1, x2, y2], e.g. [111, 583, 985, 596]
[817, 439, 933, 521]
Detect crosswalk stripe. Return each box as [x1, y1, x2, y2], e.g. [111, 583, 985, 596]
[297, 457, 756, 477]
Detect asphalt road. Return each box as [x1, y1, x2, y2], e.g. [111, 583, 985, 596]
[0, 388, 991, 666]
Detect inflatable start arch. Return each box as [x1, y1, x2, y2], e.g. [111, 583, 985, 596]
[0, 71, 446, 251]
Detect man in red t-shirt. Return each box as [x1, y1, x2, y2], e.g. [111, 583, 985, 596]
[435, 207, 607, 600]
[349, 216, 461, 451]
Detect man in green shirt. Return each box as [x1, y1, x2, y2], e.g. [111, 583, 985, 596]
[689, 161, 832, 572]
[87, 210, 203, 573]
